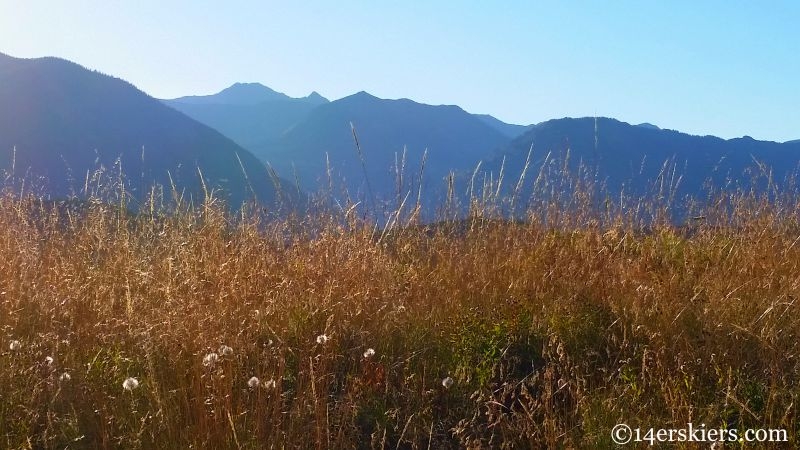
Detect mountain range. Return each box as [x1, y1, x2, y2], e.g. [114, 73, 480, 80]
[480, 118, 800, 217]
[0, 53, 289, 208]
[165, 83, 800, 215]
[165, 84, 531, 209]
[164, 84, 329, 152]
[251, 91, 514, 203]
[1, 51, 798, 217]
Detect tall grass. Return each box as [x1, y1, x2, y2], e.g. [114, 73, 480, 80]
[2, 161, 800, 448]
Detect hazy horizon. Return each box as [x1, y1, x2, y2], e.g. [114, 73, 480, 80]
[2, 1, 798, 142]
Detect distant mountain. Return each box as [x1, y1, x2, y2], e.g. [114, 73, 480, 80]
[251, 91, 512, 208]
[474, 114, 531, 138]
[0, 53, 289, 207]
[163, 84, 328, 150]
[787, 139, 800, 144]
[167, 82, 328, 106]
[167, 86, 528, 209]
[484, 117, 800, 212]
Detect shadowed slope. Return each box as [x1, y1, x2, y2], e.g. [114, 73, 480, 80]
[254, 91, 511, 208]
[0, 53, 291, 208]
[484, 117, 800, 207]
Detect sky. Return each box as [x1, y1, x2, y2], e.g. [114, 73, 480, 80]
[1, 1, 798, 142]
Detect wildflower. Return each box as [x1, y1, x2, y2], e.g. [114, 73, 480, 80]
[247, 376, 260, 388]
[59, 372, 71, 382]
[9, 340, 21, 351]
[218, 345, 233, 357]
[202, 352, 219, 367]
[44, 356, 54, 365]
[122, 377, 139, 391]
[316, 334, 329, 344]
[363, 348, 376, 359]
[442, 377, 454, 389]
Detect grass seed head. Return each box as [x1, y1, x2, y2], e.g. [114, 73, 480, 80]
[247, 376, 260, 388]
[202, 352, 219, 367]
[442, 377, 454, 389]
[122, 377, 139, 391]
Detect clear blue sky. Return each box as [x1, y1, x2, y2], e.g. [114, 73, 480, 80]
[1, 1, 798, 141]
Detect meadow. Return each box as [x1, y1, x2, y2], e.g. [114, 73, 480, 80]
[2, 168, 800, 449]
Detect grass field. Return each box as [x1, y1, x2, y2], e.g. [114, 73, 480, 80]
[2, 176, 800, 448]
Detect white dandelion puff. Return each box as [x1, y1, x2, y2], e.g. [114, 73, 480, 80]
[59, 372, 71, 382]
[316, 334, 329, 344]
[363, 348, 376, 359]
[122, 377, 139, 391]
[247, 376, 260, 388]
[442, 377, 454, 389]
[202, 352, 219, 367]
[9, 340, 21, 351]
[218, 345, 234, 357]
[44, 356, 54, 365]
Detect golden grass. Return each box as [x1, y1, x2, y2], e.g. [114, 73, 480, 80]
[1, 183, 800, 448]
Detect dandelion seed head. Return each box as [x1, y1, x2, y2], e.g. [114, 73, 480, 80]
[218, 345, 233, 357]
[442, 377, 454, 389]
[122, 377, 139, 391]
[44, 356, 54, 365]
[247, 376, 260, 388]
[202, 352, 219, 367]
[9, 340, 21, 351]
[316, 334, 329, 344]
[363, 348, 376, 358]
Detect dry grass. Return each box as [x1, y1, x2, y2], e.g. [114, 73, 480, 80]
[2, 174, 800, 448]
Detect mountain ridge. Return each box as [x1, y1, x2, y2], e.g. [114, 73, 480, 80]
[167, 82, 329, 106]
[251, 89, 513, 207]
[0, 52, 290, 207]
[483, 116, 800, 211]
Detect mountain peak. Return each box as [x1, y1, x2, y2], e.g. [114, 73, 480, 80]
[305, 91, 329, 104]
[220, 82, 279, 95]
[199, 82, 290, 105]
[636, 122, 661, 130]
[352, 91, 378, 99]
[335, 91, 383, 106]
